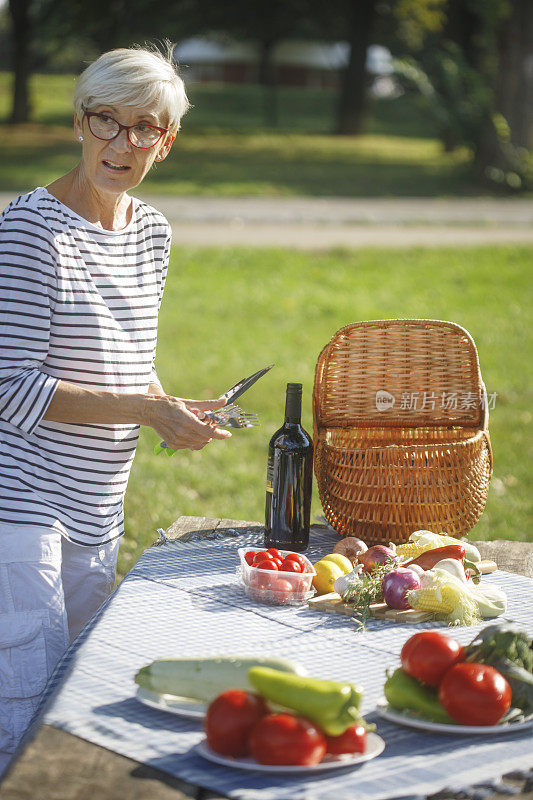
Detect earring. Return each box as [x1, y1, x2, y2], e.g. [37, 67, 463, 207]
[78, 136, 83, 142]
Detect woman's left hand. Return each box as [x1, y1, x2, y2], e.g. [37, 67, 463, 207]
[180, 397, 227, 420]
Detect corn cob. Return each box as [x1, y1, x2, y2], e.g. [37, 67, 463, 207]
[396, 541, 436, 558]
[408, 583, 480, 625]
[396, 533, 464, 559]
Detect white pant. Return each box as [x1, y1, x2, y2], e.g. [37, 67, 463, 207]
[0, 524, 119, 773]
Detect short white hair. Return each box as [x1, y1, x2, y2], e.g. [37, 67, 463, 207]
[74, 44, 190, 134]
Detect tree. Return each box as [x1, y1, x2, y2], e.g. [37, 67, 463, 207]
[336, 0, 378, 135]
[395, 0, 532, 190]
[5, 0, 200, 123]
[8, 0, 33, 123]
[299, 0, 448, 135]
[475, 0, 533, 186]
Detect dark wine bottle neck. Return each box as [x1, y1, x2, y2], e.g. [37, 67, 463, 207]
[284, 389, 302, 424]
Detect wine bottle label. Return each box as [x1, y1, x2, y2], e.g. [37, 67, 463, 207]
[266, 455, 274, 493]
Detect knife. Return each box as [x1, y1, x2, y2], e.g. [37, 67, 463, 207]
[221, 364, 274, 404]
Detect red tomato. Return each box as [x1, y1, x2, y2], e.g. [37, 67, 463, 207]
[266, 548, 283, 559]
[270, 557, 284, 569]
[283, 553, 307, 571]
[326, 724, 367, 755]
[244, 550, 257, 566]
[253, 559, 278, 571]
[205, 690, 268, 756]
[268, 577, 293, 603]
[280, 559, 303, 574]
[248, 713, 327, 766]
[295, 576, 310, 593]
[401, 631, 464, 687]
[438, 663, 512, 726]
[248, 572, 269, 589]
[253, 551, 277, 565]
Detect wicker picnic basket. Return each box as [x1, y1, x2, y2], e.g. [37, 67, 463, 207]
[312, 319, 493, 545]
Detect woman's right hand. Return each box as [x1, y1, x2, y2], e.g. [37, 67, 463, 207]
[143, 395, 232, 451]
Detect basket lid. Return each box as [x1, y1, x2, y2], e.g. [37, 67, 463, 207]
[313, 319, 488, 430]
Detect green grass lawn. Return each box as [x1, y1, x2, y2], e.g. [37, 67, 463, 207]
[0, 73, 481, 197]
[119, 245, 532, 577]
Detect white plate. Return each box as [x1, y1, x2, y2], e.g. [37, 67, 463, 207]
[195, 731, 385, 773]
[136, 687, 206, 719]
[376, 699, 533, 735]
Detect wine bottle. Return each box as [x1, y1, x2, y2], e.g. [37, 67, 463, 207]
[264, 383, 313, 551]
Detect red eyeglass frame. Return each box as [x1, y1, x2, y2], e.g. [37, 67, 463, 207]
[84, 111, 174, 149]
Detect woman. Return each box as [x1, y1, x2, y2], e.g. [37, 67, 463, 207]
[0, 45, 231, 766]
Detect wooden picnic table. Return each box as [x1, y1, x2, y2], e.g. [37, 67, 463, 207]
[1, 516, 532, 800]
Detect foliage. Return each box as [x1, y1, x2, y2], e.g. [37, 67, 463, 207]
[395, 28, 533, 191]
[387, 0, 447, 52]
[395, 44, 491, 151]
[484, 115, 533, 192]
[341, 558, 398, 629]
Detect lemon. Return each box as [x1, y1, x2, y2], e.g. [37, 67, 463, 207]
[320, 553, 354, 574]
[312, 560, 344, 595]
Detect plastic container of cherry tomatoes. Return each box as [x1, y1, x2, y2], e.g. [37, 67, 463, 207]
[238, 548, 316, 606]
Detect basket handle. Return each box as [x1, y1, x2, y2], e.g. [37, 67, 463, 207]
[481, 381, 489, 431]
[312, 342, 329, 434]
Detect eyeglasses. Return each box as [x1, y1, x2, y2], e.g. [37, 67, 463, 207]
[84, 111, 170, 149]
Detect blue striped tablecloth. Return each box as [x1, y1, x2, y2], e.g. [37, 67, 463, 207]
[32, 527, 533, 800]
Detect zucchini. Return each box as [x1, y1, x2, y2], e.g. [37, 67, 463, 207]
[135, 655, 307, 702]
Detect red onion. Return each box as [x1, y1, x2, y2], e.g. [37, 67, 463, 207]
[382, 568, 421, 610]
[359, 545, 398, 573]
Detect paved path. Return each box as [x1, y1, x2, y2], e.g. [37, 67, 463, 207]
[2, 192, 533, 248]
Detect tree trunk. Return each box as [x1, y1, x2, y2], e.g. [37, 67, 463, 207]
[495, 0, 533, 150]
[257, 38, 279, 128]
[336, 0, 377, 135]
[475, 0, 533, 181]
[8, 0, 33, 123]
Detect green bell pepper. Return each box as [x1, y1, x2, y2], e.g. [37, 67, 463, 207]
[384, 668, 455, 725]
[248, 666, 364, 736]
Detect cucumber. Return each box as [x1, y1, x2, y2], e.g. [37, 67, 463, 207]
[135, 656, 307, 702]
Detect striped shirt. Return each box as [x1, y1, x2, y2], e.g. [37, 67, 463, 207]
[0, 187, 171, 545]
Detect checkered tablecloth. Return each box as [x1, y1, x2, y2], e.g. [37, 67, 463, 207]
[31, 527, 533, 800]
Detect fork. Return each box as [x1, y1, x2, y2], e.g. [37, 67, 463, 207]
[216, 413, 260, 429]
[155, 404, 259, 454]
[205, 404, 259, 427]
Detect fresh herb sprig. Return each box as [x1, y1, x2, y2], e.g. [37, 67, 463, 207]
[342, 557, 398, 629]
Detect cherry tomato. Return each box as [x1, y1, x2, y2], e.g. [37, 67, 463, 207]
[401, 631, 464, 687]
[280, 559, 303, 574]
[283, 553, 307, 571]
[252, 550, 271, 566]
[244, 550, 257, 566]
[205, 690, 268, 756]
[248, 713, 327, 766]
[253, 559, 278, 571]
[252, 552, 276, 566]
[295, 576, 311, 594]
[438, 663, 512, 726]
[266, 548, 283, 559]
[248, 572, 269, 589]
[268, 577, 294, 603]
[270, 557, 284, 569]
[326, 724, 367, 755]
